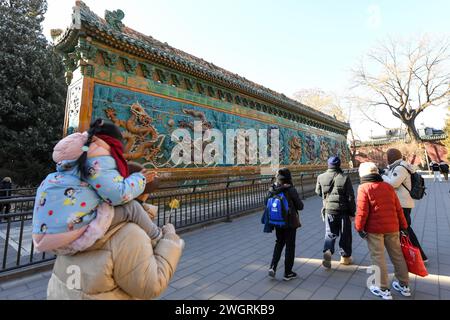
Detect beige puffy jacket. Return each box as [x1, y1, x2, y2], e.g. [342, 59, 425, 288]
[382, 160, 416, 209]
[47, 222, 184, 300]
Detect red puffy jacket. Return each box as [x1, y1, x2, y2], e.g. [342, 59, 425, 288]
[355, 181, 408, 234]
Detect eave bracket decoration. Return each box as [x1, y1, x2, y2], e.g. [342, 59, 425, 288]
[62, 37, 97, 84]
[105, 9, 125, 32]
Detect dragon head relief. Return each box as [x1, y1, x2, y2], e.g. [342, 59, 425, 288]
[103, 102, 164, 166]
[130, 102, 153, 127]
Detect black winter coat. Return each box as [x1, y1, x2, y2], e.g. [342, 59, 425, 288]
[315, 169, 356, 216]
[0, 181, 12, 198]
[439, 163, 449, 173]
[264, 184, 304, 229]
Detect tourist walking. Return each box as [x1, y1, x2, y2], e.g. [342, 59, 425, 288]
[355, 162, 411, 300]
[431, 161, 442, 182]
[264, 168, 303, 281]
[439, 161, 449, 181]
[382, 148, 428, 262]
[315, 156, 356, 269]
[0, 177, 12, 215]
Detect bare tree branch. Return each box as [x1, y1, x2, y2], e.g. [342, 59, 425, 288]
[352, 35, 450, 142]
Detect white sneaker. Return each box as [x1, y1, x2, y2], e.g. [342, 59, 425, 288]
[370, 286, 393, 300]
[392, 281, 412, 297]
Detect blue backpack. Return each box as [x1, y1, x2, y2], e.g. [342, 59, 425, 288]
[265, 193, 289, 227]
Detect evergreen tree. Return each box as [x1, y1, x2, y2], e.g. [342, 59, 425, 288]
[0, 0, 66, 186]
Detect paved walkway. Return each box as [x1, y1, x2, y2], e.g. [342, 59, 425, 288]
[1, 177, 449, 300]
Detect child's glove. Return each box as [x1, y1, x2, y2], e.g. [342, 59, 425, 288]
[162, 223, 184, 249]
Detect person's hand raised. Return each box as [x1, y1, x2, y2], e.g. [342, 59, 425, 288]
[140, 169, 157, 182]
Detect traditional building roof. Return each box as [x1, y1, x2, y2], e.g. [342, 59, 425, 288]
[54, 1, 350, 133]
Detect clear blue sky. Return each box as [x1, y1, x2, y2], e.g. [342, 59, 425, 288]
[43, 0, 450, 140]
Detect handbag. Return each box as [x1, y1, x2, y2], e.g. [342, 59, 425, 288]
[400, 235, 428, 277]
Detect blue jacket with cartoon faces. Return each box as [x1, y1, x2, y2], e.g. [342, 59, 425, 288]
[32, 156, 146, 235]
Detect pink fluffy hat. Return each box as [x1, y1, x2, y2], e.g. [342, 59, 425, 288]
[52, 132, 88, 163]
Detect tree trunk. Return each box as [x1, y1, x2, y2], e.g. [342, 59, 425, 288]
[404, 119, 422, 143]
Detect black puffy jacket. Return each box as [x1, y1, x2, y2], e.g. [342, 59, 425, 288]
[315, 169, 356, 216]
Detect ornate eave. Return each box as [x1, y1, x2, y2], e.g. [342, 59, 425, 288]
[55, 1, 350, 133]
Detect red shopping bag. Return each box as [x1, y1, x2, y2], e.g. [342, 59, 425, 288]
[400, 235, 428, 277]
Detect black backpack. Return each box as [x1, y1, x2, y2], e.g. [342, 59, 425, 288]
[394, 164, 426, 200]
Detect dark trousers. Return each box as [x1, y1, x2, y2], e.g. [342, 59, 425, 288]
[0, 203, 11, 215]
[271, 227, 297, 274]
[323, 213, 352, 257]
[403, 208, 428, 261]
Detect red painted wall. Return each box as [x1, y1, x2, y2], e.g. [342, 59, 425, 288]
[354, 141, 448, 167]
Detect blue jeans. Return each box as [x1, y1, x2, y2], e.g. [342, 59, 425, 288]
[323, 213, 352, 257]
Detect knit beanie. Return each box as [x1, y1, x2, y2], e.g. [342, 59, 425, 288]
[53, 132, 88, 163]
[328, 156, 341, 168]
[386, 148, 402, 165]
[359, 162, 379, 177]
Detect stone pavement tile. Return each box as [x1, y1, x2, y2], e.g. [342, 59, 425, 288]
[33, 291, 47, 300]
[336, 284, 366, 300]
[2, 285, 45, 300]
[439, 255, 450, 265]
[235, 291, 259, 300]
[294, 264, 321, 279]
[284, 287, 314, 300]
[217, 279, 254, 299]
[170, 274, 204, 289]
[296, 275, 327, 292]
[440, 289, 450, 299]
[310, 286, 340, 300]
[26, 277, 50, 290]
[220, 270, 250, 286]
[271, 279, 301, 294]
[413, 291, 440, 300]
[219, 263, 248, 276]
[311, 265, 335, 279]
[438, 263, 450, 276]
[192, 282, 230, 300]
[0, 285, 28, 299]
[192, 271, 228, 288]
[197, 262, 229, 276]
[0, 273, 46, 290]
[158, 285, 177, 299]
[259, 289, 288, 300]
[322, 275, 351, 291]
[163, 284, 204, 300]
[246, 278, 279, 297]
[210, 294, 233, 300]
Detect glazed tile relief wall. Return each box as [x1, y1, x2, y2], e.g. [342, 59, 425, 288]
[89, 83, 349, 169]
